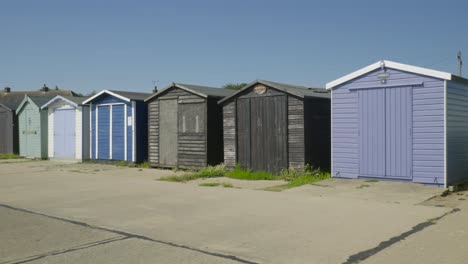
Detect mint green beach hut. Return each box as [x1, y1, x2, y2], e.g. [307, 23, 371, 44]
[17, 95, 55, 158]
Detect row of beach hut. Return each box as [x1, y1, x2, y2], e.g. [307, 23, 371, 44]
[2, 60, 468, 187]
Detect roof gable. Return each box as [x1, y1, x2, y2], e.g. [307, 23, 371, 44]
[325, 60, 467, 89]
[145, 83, 233, 102]
[40, 95, 87, 109]
[83, 90, 151, 104]
[218, 80, 329, 104]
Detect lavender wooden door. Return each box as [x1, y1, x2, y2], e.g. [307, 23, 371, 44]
[359, 87, 412, 179]
[54, 109, 76, 158]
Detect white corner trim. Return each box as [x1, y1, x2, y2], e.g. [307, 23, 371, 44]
[83, 90, 131, 104]
[95, 106, 99, 159]
[132, 101, 136, 162]
[89, 103, 93, 159]
[326, 60, 453, 90]
[443, 80, 448, 188]
[124, 104, 128, 161]
[330, 90, 334, 178]
[109, 105, 113, 160]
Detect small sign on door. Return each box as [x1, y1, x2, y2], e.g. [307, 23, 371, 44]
[127, 116, 132, 126]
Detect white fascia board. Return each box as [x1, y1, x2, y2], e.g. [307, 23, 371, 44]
[41, 95, 78, 109]
[326, 60, 453, 90]
[83, 90, 131, 104]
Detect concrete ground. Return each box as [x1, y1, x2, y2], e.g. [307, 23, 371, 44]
[0, 160, 465, 264]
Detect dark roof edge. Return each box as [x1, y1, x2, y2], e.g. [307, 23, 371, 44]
[144, 83, 209, 102]
[450, 75, 468, 86]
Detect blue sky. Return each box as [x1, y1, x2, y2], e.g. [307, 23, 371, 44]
[1, 0, 467, 94]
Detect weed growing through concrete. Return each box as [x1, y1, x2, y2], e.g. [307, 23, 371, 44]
[365, 179, 379, 183]
[264, 165, 331, 191]
[160, 164, 329, 191]
[222, 183, 234, 188]
[357, 184, 371, 189]
[199, 182, 221, 187]
[160, 174, 200, 182]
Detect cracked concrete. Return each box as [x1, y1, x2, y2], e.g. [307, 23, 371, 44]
[0, 160, 460, 264]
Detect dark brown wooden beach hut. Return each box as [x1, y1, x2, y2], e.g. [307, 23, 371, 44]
[145, 83, 234, 169]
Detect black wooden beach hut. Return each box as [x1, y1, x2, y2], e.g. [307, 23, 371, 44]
[218, 80, 330, 173]
[145, 83, 234, 169]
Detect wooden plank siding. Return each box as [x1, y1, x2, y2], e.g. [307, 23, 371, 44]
[288, 96, 305, 171]
[223, 101, 236, 168]
[331, 67, 445, 185]
[147, 87, 208, 169]
[147, 99, 159, 166]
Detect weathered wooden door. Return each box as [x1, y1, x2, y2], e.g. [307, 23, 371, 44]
[0, 108, 12, 154]
[237, 95, 288, 173]
[54, 109, 75, 158]
[236, 99, 251, 169]
[159, 99, 178, 166]
[359, 87, 412, 179]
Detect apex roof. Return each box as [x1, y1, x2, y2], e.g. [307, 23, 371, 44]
[218, 79, 329, 104]
[326, 60, 468, 89]
[145, 82, 234, 102]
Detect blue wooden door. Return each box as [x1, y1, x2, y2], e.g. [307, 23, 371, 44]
[54, 109, 75, 158]
[359, 87, 412, 179]
[112, 105, 125, 160]
[98, 106, 110, 159]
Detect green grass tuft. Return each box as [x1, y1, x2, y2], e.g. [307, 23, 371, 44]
[356, 184, 371, 189]
[222, 182, 234, 188]
[0, 153, 20, 159]
[225, 164, 280, 180]
[264, 165, 330, 191]
[115, 161, 128, 167]
[365, 179, 379, 183]
[137, 162, 150, 169]
[159, 174, 200, 182]
[193, 164, 226, 178]
[199, 182, 221, 187]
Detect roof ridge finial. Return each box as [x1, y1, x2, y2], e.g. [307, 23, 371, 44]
[380, 60, 386, 70]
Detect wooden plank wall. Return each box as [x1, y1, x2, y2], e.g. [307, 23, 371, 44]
[288, 96, 305, 171]
[147, 99, 159, 166]
[148, 87, 208, 169]
[223, 101, 236, 168]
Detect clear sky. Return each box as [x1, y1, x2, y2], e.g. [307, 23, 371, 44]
[1, 0, 467, 94]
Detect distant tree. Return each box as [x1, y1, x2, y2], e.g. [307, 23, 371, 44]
[223, 83, 247, 90]
[86, 90, 97, 96]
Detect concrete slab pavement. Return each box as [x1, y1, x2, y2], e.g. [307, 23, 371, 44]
[0, 161, 452, 264]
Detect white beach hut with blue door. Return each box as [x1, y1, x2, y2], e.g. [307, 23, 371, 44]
[327, 60, 468, 187]
[83, 90, 150, 163]
[41, 95, 90, 161]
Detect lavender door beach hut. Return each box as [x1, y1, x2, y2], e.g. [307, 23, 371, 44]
[327, 60, 468, 187]
[41, 95, 90, 161]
